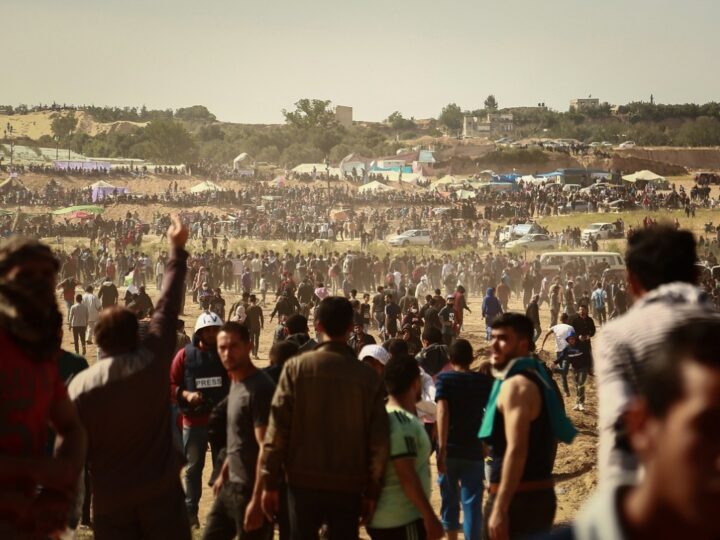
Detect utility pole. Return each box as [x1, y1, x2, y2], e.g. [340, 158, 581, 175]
[4, 123, 14, 168]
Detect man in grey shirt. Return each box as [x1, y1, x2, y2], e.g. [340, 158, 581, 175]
[204, 322, 276, 540]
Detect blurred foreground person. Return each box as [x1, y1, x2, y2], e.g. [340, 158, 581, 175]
[595, 225, 718, 486]
[261, 296, 389, 540]
[204, 322, 275, 540]
[479, 314, 576, 540]
[367, 355, 444, 540]
[542, 320, 720, 540]
[0, 237, 87, 538]
[68, 216, 191, 540]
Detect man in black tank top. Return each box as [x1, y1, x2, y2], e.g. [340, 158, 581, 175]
[484, 313, 558, 540]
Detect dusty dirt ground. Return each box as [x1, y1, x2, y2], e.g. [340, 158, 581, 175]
[64, 266, 597, 539]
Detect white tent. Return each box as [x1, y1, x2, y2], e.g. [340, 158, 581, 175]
[292, 163, 343, 177]
[622, 170, 666, 184]
[358, 180, 394, 193]
[89, 180, 115, 189]
[233, 153, 249, 169]
[454, 189, 477, 200]
[190, 180, 224, 193]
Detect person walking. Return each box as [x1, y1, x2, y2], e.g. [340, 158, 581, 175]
[481, 288, 503, 341]
[68, 294, 89, 355]
[203, 322, 276, 540]
[68, 216, 192, 539]
[81, 285, 101, 345]
[367, 355, 444, 540]
[98, 275, 119, 309]
[540, 313, 574, 397]
[436, 339, 494, 540]
[590, 283, 607, 326]
[245, 294, 264, 359]
[480, 313, 576, 540]
[171, 311, 230, 528]
[260, 297, 389, 540]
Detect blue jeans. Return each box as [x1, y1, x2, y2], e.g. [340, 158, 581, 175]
[183, 425, 219, 519]
[438, 457, 485, 540]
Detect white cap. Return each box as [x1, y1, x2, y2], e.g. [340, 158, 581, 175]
[194, 311, 223, 333]
[359, 345, 390, 365]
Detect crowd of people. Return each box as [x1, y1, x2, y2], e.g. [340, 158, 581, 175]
[4, 207, 720, 540]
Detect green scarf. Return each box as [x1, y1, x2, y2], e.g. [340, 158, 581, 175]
[478, 357, 576, 444]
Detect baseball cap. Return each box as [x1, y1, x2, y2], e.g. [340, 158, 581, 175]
[566, 329, 577, 342]
[359, 345, 390, 365]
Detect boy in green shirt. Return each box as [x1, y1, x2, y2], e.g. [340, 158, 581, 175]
[368, 355, 444, 540]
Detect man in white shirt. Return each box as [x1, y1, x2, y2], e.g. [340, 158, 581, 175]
[540, 312, 574, 396]
[155, 255, 166, 291]
[82, 285, 102, 345]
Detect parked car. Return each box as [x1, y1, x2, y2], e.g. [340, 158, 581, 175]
[581, 222, 623, 241]
[618, 141, 636, 149]
[505, 233, 556, 250]
[388, 229, 432, 247]
[561, 201, 591, 213]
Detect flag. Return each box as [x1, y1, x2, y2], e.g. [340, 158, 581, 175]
[124, 269, 135, 287]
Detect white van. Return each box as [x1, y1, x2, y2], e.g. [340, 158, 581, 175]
[539, 251, 625, 279]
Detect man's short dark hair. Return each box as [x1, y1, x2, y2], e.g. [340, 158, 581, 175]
[626, 226, 697, 291]
[449, 339, 473, 367]
[219, 321, 250, 342]
[384, 355, 420, 397]
[383, 338, 409, 358]
[640, 319, 720, 417]
[421, 326, 442, 345]
[269, 340, 299, 368]
[286, 314, 309, 335]
[316, 297, 354, 338]
[490, 313, 535, 351]
[95, 307, 139, 355]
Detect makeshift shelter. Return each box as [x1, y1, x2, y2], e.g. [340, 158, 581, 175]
[622, 170, 667, 187]
[358, 180, 393, 193]
[89, 180, 129, 202]
[232, 153, 250, 170]
[190, 180, 224, 193]
[453, 189, 477, 200]
[0, 177, 28, 194]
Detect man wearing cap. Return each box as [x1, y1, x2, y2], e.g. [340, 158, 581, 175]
[359, 344, 390, 377]
[171, 311, 230, 528]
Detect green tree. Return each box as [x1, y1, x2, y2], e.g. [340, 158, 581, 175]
[282, 99, 337, 130]
[175, 105, 217, 122]
[51, 113, 78, 140]
[484, 94, 498, 111]
[280, 143, 323, 167]
[143, 119, 197, 163]
[439, 103, 463, 133]
[386, 111, 416, 131]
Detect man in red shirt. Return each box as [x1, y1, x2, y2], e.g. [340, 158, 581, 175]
[0, 237, 87, 537]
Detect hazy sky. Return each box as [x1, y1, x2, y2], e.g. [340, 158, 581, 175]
[6, 0, 720, 124]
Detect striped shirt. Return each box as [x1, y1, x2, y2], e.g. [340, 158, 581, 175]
[595, 282, 720, 486]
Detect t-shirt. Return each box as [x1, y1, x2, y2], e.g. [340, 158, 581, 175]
[385, 303, 401, 332]
[0, 332, 67, 457]
[370, 405, 431, 529]
[435, 370, 493, 460]
[438, 305, 455, 335]
[550, 323, 574, 353]
[226, 370, 276, 487]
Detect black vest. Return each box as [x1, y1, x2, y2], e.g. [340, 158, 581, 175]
[180, 344, 229, 416]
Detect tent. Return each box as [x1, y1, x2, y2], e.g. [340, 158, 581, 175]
[434, 175, 461, 185]
[622, 170, 666, 185]
[190, 180, 224, 193]
[0, 177, 28, 194]
[89, 180, 129, 202]
[454, 189, 476, 200]
[233, 153, 250, 170]
[358, 180, 393, 193]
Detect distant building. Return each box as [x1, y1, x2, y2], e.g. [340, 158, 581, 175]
[462, 112, 514, 138]
[570, 98, 600, 111]
[335, 106, 353, 128]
